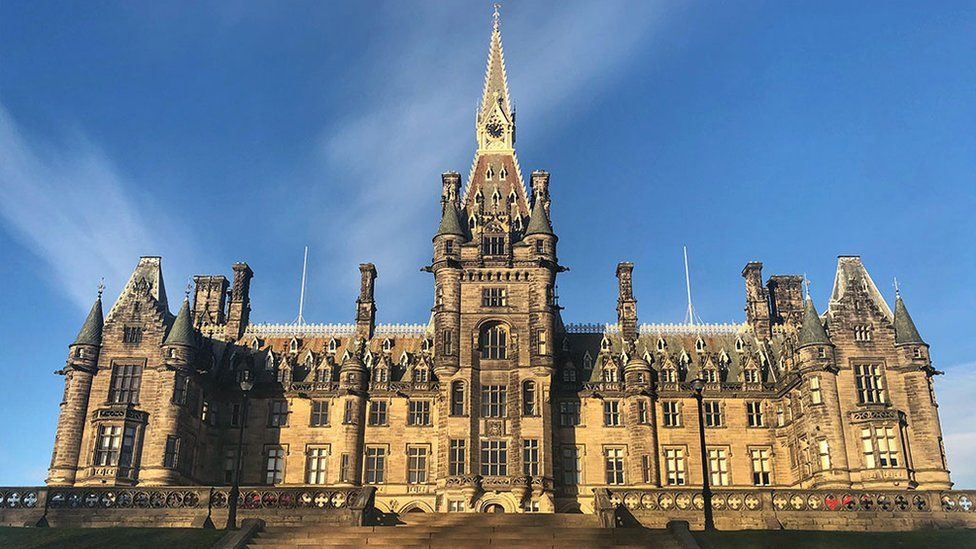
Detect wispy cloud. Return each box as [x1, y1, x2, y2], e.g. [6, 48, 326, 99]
[313, 3, 671, 318]
[936, 362, 976, 488]
[0, 104, 198, 311]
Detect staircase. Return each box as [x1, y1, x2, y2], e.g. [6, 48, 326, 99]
[246, 512, 683, 548]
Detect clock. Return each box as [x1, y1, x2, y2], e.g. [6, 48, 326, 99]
[486, 122, 504, 138]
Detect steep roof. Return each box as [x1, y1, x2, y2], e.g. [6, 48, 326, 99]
[798, 297, 831, 347]
[164, 298, 198, 347]
[524, 196, 554, 236]
[828, 256, 892, 320]
[894, 295, 925, 345]
[107, 256, 170, 321]
[436, 199, 465, 237]
[72, 297, 104, 346]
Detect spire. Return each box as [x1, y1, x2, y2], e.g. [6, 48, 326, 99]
[478, 3, 513, 128]
[894, 293, 925, 346]
[436, 198, 465, 237]
[798, 297, 831, 347]
[524, 194, 554, 236]
[72, 294, 104, 347]
[164, 298, 197, 348]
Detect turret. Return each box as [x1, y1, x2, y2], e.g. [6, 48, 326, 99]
[163, 298, 199, 368]
[525, 171, 556, 260]
[336, 353, 367, 485]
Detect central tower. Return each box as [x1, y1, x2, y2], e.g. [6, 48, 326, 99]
[427, 6, 562, 513]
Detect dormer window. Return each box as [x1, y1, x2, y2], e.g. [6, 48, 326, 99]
[265, 353, 275, 372]
[469, 216, 477, 230]
[695, 338, 706, 353]
[251, 338, 261, 351]
[491, 188, 501, 207]
[602, 365, 619, 383]
[513, 216, 522, 231]
[743, 369, 759, 383]
[601, 336, 611, 352]
[400, 351, 410, 366]
[662, 369, 677, 383]
[328, 338, 339, 353]
[422, 338, 432, 353]
[303, 353, 314, 369]
[500, 166, 508, 180]
[735, 338, 744, 352]
[486, 166, 494, 180]
[289, 338, 299, 354]
[657, 338, 667, 352]
[583, 352, 593, 370]
[382, 338, 394, 353]
[703, 369, 718, 383]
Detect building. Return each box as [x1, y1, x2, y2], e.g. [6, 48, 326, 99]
[46, 11, 951, 518]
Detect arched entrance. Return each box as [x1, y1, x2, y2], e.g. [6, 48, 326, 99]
[483, 503, 505, 513]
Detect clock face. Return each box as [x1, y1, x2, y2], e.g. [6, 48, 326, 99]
[486, 122, 504, 138]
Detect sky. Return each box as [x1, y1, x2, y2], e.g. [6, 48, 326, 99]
[0, 1, 974, 487]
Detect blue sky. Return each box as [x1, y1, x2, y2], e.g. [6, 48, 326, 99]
[1, 1, 974, 486]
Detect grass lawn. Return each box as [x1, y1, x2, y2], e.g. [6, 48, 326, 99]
[0, 526, 225, 549]
[694, 529, 976, 549]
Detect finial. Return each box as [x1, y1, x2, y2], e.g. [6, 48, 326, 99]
[493, 3, 501, 29]
[185, 278, 192, 300]
[803, 274, 811, 300]
[893, 277, 901, 298]
[97, 278, 105, 299]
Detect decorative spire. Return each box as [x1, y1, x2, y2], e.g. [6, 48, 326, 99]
[72, 290, 104, 347]
[479, 3, 513, 125]
[798, 295, 831, 347]
[164, 298, 197, 348]
[436, 197, 465, 237]
[524, 193, 554, 236]
[894, 290, 926, 346]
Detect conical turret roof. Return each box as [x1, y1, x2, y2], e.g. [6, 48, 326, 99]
[164, 299, 197, 347]
[894, 295, 925, 345]
[436, 200, 465, 237]
[524, 197, 554, 236]
[798, 297, 831, 347]
[73, 297, 104, 346]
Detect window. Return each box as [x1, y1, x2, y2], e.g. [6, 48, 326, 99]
[448, 500, 466, 512]
[306, 446, 329, 485]
[339, 454, 352, 483]
[481, 440, 508, 476]
[638, 400, 650, 424]
[481, 386, 507, 418]
[408, 400, 431, 426]
[743, 369, 760, 383]
[602, 366, 619, 383]
[482, 235, 505, 256]
[661, 369, 677, 383]
[364, 447, 386, 484]
[664, 448, 686, 486]
[913, 347, 923, 359]
[750, 448, 772, 486]
[269, 401, 289, 427]
[223, 447, 236, 484]
[343, 400, 357, 424]
[854, 364, 885, 404]
[444, 240, 455, 255]
[523, 500, 540, 513]
[450, 382, 466, 416]
[523, 439, 540, 476]
[172, 372, 189, 405]
[311, 401, 329, 427]
[122, 326, 143, 344]
[480, 323, 508, 360]
[810, 376, 823, 405]
[368, 400, 388, 426]
[93, 425, 123, 467]
[265, 447, 285, 484]
[372, 366, 389, 383]
[605, 448, 625, 485]
[817, 439, 831, 470]
[708, 448, 730, 486]
[559, 401, 581, 426]
[703, 401, 723, 427]
[449, 439, 467, 475]
[201, 400, 215, 425]
[537, 330, 548, 355]
[412, 367, 429, 383]
[442, 329, 454, 355]
[746, 402, 764, 427]
[702, 369, 719, 383]
[328, 338, 339, 353]
[407, 446, 429, 484]
[108, 364, 143, 404]
[163, 436, 181, 469]
[662, 401, 681, 427]
[642, 455, 653, 484]
[535, 240, 545, 254]
[562, 368, 577, 383]
[230, 403, 243, 428]
[854, 325, 873, 342]
[818, 347, 828, 359]
[562, 446, 582, 484]
[482, 287, 507, 307]
[861, 425, 899, 468]
[603, 400, 622, 426]
[776, 405, 785, 427]
[522, 381, 537, 415]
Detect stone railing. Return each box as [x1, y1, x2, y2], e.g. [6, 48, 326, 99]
[564, 323, 745, 335]
[245, 323, 429, 337]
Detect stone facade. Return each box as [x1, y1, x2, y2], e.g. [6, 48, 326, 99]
[45, 11, 954, 524]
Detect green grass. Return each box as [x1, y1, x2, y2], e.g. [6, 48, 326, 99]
[0, 526, 225, 549]
[694, 529, 976, 549]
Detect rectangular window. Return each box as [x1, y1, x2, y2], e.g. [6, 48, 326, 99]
[750, 448, 772, 486]
[343, 400, 357, 424]
[746, 401, 764, 427]
[448, 500, 466, 512]
[223, 447, 236, 484]
[523, 439, 540, 476]
[776, 405, 785, 427]
[264, 447, 285, 484]
[306, 446, 329, 485]
[481, 386, 507, 418]
[559, 401, 581, 426]
[862, 425, 899, 468]
[311, 400, 329, 427]
[708, 448, 730, 486]
[172, 372, 189, 405]
[449, 439, 467, 476]
[230, 403, 243, 428]
[339, 453, 352, 483]
[641, 455, 652, 484]
[408, 400, 431, 426]
[854, 325, 873, 342]
[664, 448, 686, 486]
[561, 446, 582, 485]
[482, 236, 505, 256]
[269, 401, 289, 427]
[854, 364, 885, 404]
[662, 401, 681, 427]
[480, 440, 508, 476]
[407, 446, 429, 484]
[444, 240, 454, 255]
[605, 448, 625, 485]
[482, 287, 508, 307]
[368, 400, 388, 426]
[522, 383, 537, 416]
[108, 364, 143, 404]
[364, 447, 386, 484]
[163, 436, 181, 469]
[703, 401, 723, 427]
[810, 376, 823, 405]
[603, 400, 622, 426]
[638, 400, 650, 424]
[537, 330, 548, 355]
[94, 425, 123, 467]
[122, 326, 143, 344]
[442, 329, 454, 355]
[817, 439, 831, 470]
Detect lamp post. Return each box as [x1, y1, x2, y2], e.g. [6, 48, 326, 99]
[691, 377, 715, 531]
[226, 377, 253, 530]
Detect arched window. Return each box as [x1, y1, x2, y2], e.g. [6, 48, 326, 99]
[601, 336, 611, 351]
[480, 322, 508, 360]
[735, 338, 744, 352]
[522, 381, 537, 416]
[451, 381, 466, 416]
[328, 338, 339, 353]
[695, 337, 706, 353]
[383, 338, 394, 352]
[656, 338, 667, 352]
[289, 338, 299, 354]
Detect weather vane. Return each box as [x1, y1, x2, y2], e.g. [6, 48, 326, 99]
[493, 3, 501, 26]
[893, 277, 900, 298]
[185, 278, 193, 300]
[97, 278, 105, 299]
[803, 273, 812, 299]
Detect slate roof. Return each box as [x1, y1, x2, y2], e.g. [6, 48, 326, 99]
[894, 296, 925, 345]
[72, 297, 104, 346]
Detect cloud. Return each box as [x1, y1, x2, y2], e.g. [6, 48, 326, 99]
[312, 3, 670, 318]
[935, 363, 976, 488]
[0, 104, 198, 311]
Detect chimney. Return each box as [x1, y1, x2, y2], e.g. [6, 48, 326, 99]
[356, 263, 378, 340]
[192, 275, 228, 329]
[441, 171, 461, 207]
[742, 262, 770, 337]
[225, 262, 253, 341]
[616, 262, 638, 344]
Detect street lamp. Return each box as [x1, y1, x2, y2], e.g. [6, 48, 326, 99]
[691, 377, 716, 531]
[226, 376, 253, 530]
